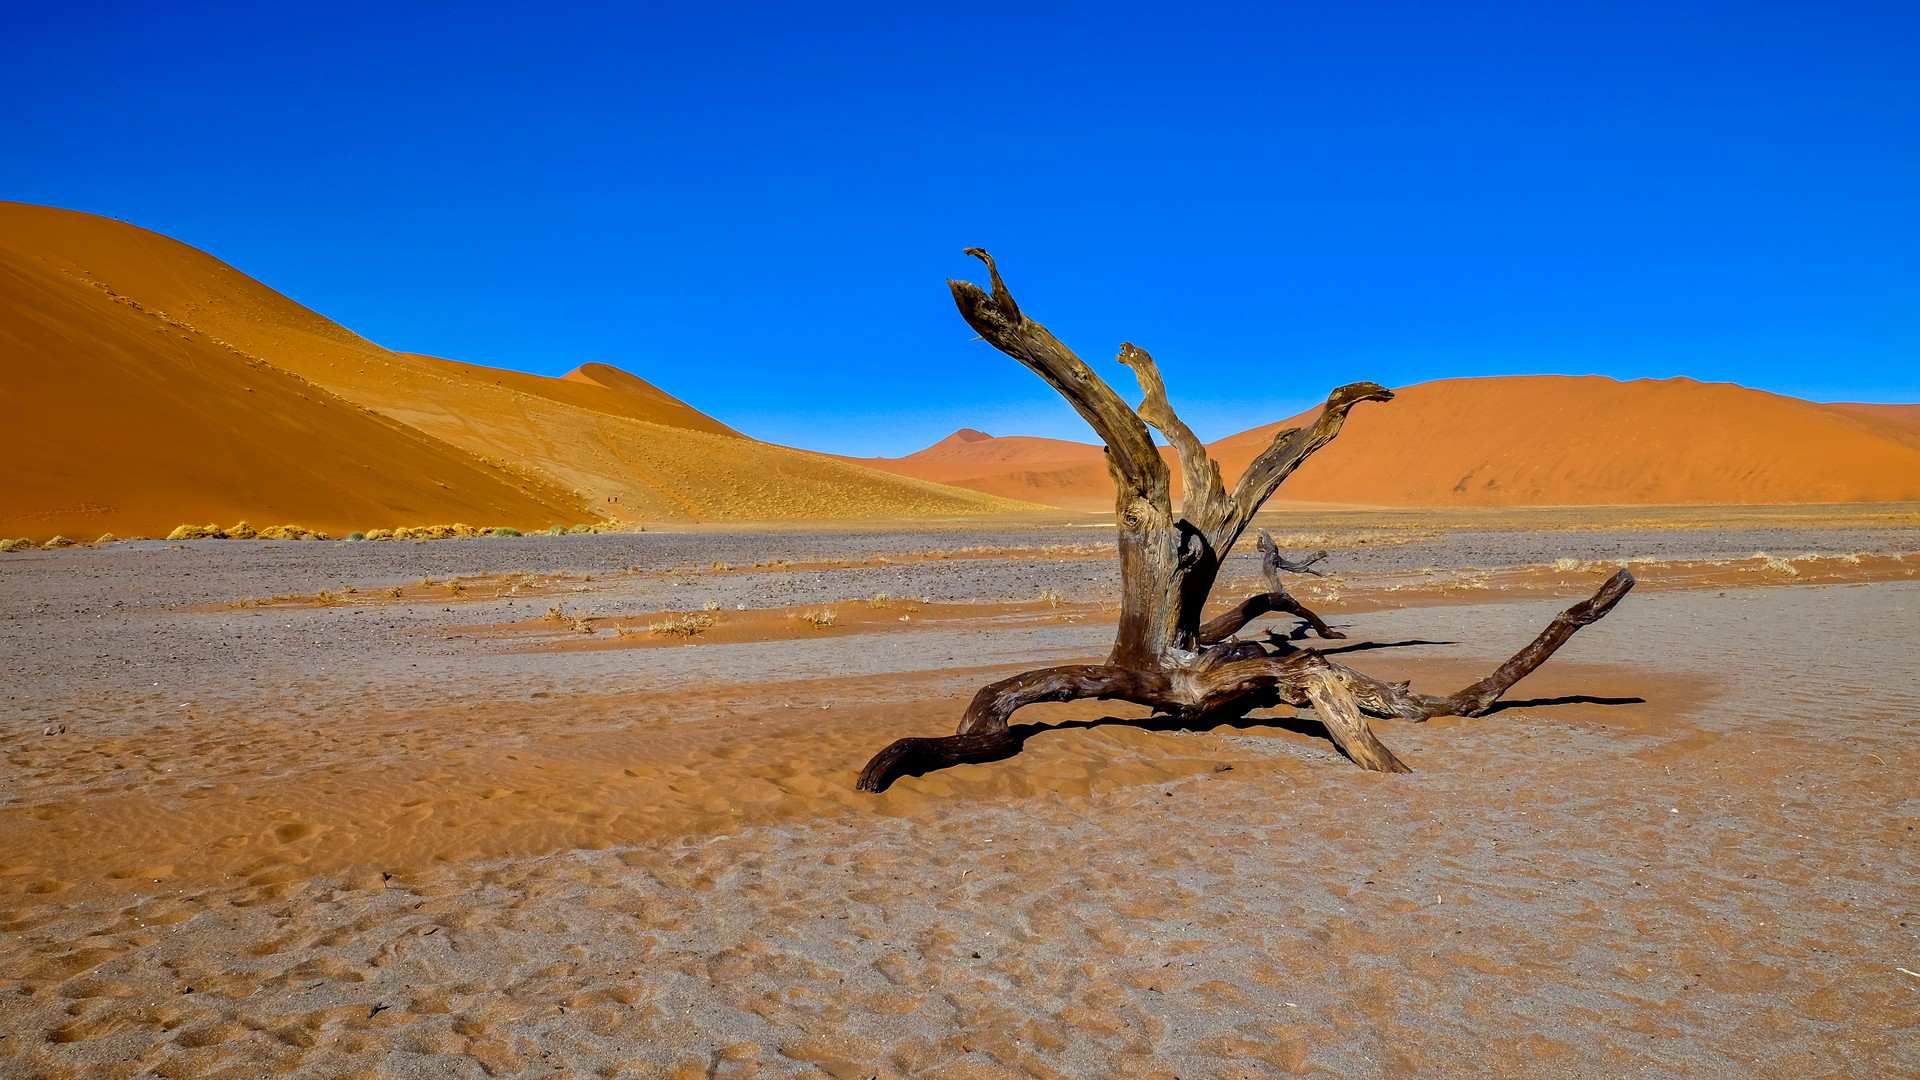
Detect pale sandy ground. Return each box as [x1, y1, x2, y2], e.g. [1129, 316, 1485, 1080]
[2, 520, 1917, 1078]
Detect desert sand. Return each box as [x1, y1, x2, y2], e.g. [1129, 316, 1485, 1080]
[1833, 402, 1920, 425]
[857, 378, 1920, 511]
[2, 512, 1916, 1077]
[0, 202, 1032, 541]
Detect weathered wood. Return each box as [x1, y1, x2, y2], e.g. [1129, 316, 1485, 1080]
[857, 665, 1170, 791]
[1196, 588, 1344, 643]
[1437, 568, 1636, 717]
[1196, 531, 1343, 642]
[854, 251, 1637, 792]
[1301, 664, 1412, 773]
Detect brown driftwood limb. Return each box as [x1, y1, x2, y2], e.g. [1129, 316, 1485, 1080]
[854, 251, 1638, 792]
[1196, 530, 1343, 643]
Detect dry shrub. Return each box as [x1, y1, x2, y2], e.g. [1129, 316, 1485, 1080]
[388, 585, 404, 598]
[225, 521, 258, 540]
[798, 609, 837, 629]
[256, 524, 326, 540]
[869, 592, 894, 608]
[363, 529, 396, 541]
[41, 536, 76, 549]
[167, 523, 222, 540]
[711, 561, 731, 571]
[1751, 552, 1800, 576]
[702, 600, 720, 611]
[95, 533, 117, 545]
[649, 612, 716, 637]
[0, 538, 33, 552]
[1039, 589, 1064, 608]
[390, 524, 477, 541]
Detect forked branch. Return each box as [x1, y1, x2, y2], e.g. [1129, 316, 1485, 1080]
[1216, 382, 1394, 551]
[1116, 342, 1230, 526]
[949, 251, 1168, 506]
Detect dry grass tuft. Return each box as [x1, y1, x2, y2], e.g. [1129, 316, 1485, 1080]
[797, 609, 838, 629]
[1038, 589, 1064, 608]
[0, 538, 35, 552]
[649, 612, 716, 637]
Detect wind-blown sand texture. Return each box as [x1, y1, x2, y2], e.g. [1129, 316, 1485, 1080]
[0, 202, 1031, 540]
[2, 516, 1916, 1077]
[857, 378, 1920, 510]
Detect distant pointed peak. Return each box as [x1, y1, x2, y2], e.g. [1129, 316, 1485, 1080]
[942, 428, 994, 444]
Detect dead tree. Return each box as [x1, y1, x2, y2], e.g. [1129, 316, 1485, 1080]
[856, 250, 1633, 791]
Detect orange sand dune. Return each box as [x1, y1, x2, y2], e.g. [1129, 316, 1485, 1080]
[838, 428, 1120, 508]
[0, 202, 1030, 526]
[862, 376, 1920, 509]
[1831, 401, 1920, 425]
[0, 240, 588, 540]
[1217, 376, 1920, 506]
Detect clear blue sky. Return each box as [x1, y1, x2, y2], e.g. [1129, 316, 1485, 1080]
[5, 2, 1916, 455]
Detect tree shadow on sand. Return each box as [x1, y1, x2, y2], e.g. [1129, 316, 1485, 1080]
[870, 635, 1650, 787]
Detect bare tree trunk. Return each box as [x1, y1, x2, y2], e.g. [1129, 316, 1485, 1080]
[856, 251, 1636, 792]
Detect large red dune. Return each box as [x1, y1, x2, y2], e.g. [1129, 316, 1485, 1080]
[857, 376, 1920, 509]
[0, 230, 588, 540]
[838, 429, 1117, 508]
[1830, 401, 1920, 425]
[0, 202, 1029, 537]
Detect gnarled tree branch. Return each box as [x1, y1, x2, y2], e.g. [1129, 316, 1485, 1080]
[949, 251, 1168, 510]
[1215, 382, 1394, 553]
[1116, 342, 1229, 527]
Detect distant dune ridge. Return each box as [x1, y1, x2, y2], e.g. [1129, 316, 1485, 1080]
[6, 202, 1918, 539]
[0, 202, 1030, 539]
[858, 375, 1920, 509]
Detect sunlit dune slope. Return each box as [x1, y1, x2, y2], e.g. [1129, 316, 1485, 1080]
[1831, 401, 1920, 425]
[0, 240, 588, 539]
[862, 376, 1920, 509]
[0, 203, 1031, 525]
[837, 428, 1120, 509]
[1215, 376, 1920, 506]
